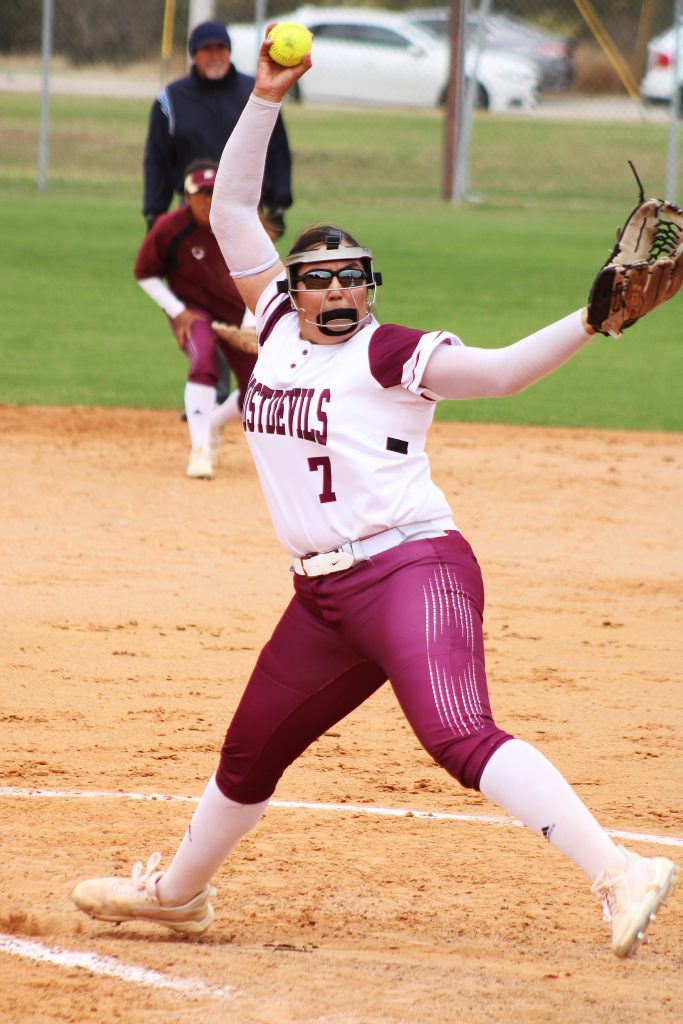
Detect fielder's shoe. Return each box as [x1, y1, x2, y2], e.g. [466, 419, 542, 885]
[71, 852, 215, 936]
[591, 846, 679, 958]
[186, 447, 213, 480]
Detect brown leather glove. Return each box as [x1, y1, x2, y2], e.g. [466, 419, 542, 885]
[211, 321, 258, 354]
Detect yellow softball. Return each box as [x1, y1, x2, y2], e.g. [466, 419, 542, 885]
[267, 22, 313, 67]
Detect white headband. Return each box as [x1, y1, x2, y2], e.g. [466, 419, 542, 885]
[284, 245, 374, 268]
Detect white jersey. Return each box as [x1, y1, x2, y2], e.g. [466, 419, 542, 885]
[245, 276, 461, 557]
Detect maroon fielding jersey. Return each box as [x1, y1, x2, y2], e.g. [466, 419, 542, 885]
[134, 206, 245, 326]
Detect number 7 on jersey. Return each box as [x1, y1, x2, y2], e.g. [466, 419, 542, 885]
[307, 456, 337, 503]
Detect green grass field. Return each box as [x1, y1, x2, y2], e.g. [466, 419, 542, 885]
[1, 91, 681, 430]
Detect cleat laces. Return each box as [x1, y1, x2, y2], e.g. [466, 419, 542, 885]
[591, 868, 624, 923]
[111, 852, 162, 900]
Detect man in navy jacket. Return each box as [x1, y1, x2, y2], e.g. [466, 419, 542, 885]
[142, 20, 293, 239]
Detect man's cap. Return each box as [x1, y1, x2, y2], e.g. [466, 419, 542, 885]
[188, 20, 231, 56]
[184, 167, 217, 194]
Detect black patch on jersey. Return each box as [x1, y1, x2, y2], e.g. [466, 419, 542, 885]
[386, 437, 408, 455]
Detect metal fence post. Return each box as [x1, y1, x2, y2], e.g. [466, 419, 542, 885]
[37, 0, 54, 192]
[665, 0, 683, 200]
[456, 0, 492, 203]
[254, 0, 268, 69]
[443, 0, 467, 204]
[188, 0, 216, 31]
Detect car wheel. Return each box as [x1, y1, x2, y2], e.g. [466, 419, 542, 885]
[437, 81, 489, 110]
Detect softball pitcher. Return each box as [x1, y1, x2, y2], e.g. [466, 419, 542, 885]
[73, 36, 679, 958]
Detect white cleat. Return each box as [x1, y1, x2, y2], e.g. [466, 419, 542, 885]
[71, 852, 215, 936]
[186, 448, 213, 480]
[591, 846, 679, 958]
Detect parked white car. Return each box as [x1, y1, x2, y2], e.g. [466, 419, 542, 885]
[228, 6, 538, 112]
[640, 22, 683, 104]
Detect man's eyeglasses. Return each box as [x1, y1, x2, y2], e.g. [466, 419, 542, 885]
[293, 267, 369, 290]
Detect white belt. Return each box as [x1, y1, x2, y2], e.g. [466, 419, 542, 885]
[291, 517, 456, 577]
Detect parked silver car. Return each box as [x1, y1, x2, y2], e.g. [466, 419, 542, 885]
[228, 6, 538, 112]
[407, 7, 574, 92]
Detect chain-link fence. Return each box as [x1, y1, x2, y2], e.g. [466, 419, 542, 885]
[1, 0, 682, 206]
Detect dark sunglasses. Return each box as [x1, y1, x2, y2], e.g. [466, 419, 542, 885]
[293, 267, 369, 290]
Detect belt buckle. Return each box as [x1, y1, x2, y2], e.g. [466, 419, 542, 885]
[322, 550, 355, 573]
[299, 548, 356, 577]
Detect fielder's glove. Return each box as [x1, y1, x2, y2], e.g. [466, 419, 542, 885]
[587, 166, 683, 338]
[211, 321, 258, 354]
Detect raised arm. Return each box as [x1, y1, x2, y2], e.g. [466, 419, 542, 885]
[210, 37, 311, 313]
[423, 185, 683, 400]
[421, 309, 596, 400]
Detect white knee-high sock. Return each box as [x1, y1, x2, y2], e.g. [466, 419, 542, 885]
[211, 390, 241, 429]
[157, 774, 269, 905]
[479, 739, 627, 881]
[184, 382, 216, 451]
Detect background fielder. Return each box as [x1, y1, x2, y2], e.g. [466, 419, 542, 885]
[135, 159, 257, 480]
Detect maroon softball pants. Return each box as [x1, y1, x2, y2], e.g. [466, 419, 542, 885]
[216, 531, 512, 804]
[180, 307, 256, 395]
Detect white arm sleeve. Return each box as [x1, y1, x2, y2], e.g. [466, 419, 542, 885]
[210, 95, 281, 279]
[421, 310, 593, 400]
[138, 277, 185, 319]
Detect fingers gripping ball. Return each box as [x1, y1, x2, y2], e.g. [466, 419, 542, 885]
[267, 22, 313, 67]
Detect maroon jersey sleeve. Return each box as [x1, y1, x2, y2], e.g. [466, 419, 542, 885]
[368, 324, 428, 388]
[133, 209, 245, 326]
[133, 213, 176, 281]
[259, 292, 295, 348]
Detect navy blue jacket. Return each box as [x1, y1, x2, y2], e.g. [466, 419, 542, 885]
[143, 64, 293, 220]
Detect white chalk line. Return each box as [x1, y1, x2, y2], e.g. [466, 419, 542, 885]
[0, 933, 233, 1000]
[0, 786, 680, 1004]
[1, 785, 681, 848]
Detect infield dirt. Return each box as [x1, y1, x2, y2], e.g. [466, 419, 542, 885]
[1, 406, 681, 1024]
